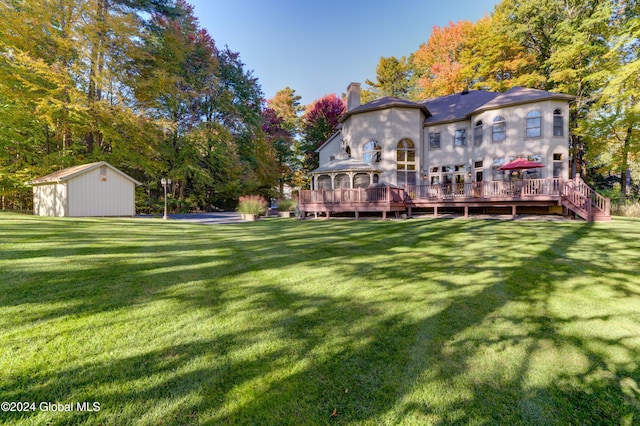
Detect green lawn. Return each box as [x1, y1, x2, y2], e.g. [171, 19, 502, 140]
[1, 213, 639, 425]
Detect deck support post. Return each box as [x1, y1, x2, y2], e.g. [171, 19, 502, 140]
[511, 205, 516, 217]
[355, 211, 359, 220]
[408, 206, 412, 216]
[314, 211, 318, 219]
[382, 211, 387, 220]
[464, 206, 468, 217]
[434, 206, 438, 217]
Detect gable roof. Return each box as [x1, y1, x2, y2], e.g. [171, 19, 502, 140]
[26, 161, 142, 186]
[422, 90, 499, 125]
[311, 151, 382, 174]
[474, 86, 575, 112]
[338, 86, 575, 127]
[340, 96, 431, 123]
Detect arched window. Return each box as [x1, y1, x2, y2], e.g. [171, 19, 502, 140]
[553, 109, 563, 136]
[353, 173, 370, 188]
[335, 174, 350, 188]
[474, 120, 483, 146]
[492, 116, 506, 142]
[363, 140, 381, 163]
[396, 138, 416, 186]
[526, 110, 542, 138]
[317, 175, 332, 190]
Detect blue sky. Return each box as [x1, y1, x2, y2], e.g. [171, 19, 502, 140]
[186, 0, 499, 106]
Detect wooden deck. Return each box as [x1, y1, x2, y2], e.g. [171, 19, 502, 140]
[299, 176, 611, 221]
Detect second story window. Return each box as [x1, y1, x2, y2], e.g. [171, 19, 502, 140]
[397, 139, 416, 186]
[553, 109, 564, 136]
[454, 129, 466, 147]
[492, 116, 506, 142]
[474, 121, 483, 146]
[363, 140, 381, 163]
[526, 110, 542, 138]
[429, 132, 441, 150]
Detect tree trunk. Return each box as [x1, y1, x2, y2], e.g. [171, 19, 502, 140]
[85, 0, 107, 154]
[619, 125, 633, 203]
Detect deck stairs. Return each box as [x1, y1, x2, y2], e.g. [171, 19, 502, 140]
[561, 174, 611, 222]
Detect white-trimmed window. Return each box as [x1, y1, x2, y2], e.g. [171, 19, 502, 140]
[335, 174, 350, 188]
[492, 116, 506, 142]
[317, 175, 332, 190]
[396, 139, 416, 186]
[454, 129, 466, 147]
[429, 132, 441, 150]
[353, 173, 370, 188]
[553, 109, 563, 136]
[492, 157, 505, 180]
[526, 110, 542, 138]
[363, 140, 381, 163]
[553, 153, 563, 178]
[474, 121, 483, 146]
[524, 154, 542, 179]
[474, 160, 484, 182]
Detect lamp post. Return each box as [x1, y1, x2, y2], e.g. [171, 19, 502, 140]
[161, 178, 171, 220]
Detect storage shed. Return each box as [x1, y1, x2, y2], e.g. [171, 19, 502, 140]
[27, 161, 141, 217]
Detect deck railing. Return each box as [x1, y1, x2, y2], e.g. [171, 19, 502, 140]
[565, 174, 610, 215]
[404, 178, 563, 201]
[299, 185, 405, 205]
[299, 177, 610, 221]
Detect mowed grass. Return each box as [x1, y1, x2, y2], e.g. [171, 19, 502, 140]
[1, 213, 639, 425]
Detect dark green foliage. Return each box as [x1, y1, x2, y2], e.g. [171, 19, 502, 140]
[0, 0, 277, 213]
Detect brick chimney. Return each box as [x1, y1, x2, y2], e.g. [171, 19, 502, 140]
[346, 82, 361, 111]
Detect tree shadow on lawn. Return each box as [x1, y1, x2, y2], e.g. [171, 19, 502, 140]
[1, 217, 640, 424]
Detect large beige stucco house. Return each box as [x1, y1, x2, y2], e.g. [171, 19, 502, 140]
[299, 83, 610, 221]
[313, 83, 573, 190]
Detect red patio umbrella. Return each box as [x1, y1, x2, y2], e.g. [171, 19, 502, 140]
[498, 158, 545, 171]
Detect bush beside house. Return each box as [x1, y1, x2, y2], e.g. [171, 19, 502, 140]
[237, 195, 268, 220]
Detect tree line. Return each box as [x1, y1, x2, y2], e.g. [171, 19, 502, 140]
[363, 0, 638, 201]
[0, 0, 299, 212]
[0, 0, 637, 212]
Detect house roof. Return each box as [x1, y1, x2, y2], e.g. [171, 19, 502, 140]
[422, 90, 499, 125]
[339, 96, 431, 123]
[26, 161, 142, 186]
[310, 151, 381, 174]
[474, 86, 575, 112]
[338, 86, 575, 127]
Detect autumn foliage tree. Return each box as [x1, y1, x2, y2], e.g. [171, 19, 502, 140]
[300, 94, 345, 176]
[412, 20, 475, 98]
[267, 87, 303, 136]
[0, 0, 277, 211]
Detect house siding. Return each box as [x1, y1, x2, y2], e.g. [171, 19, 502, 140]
[424, 100, 570, 183]
[342, 107, 424, 185]
[318, 132, 343, 165]
[29, 162, 138, 217]
[67, 167, 135, 217]
[315, 87, 573, 190]
[33, 183, 67, 217]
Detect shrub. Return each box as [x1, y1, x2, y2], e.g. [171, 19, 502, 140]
[237, 195, 268, 215]
[277, 198, 297, 212]
[612, 200, 640, 217]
